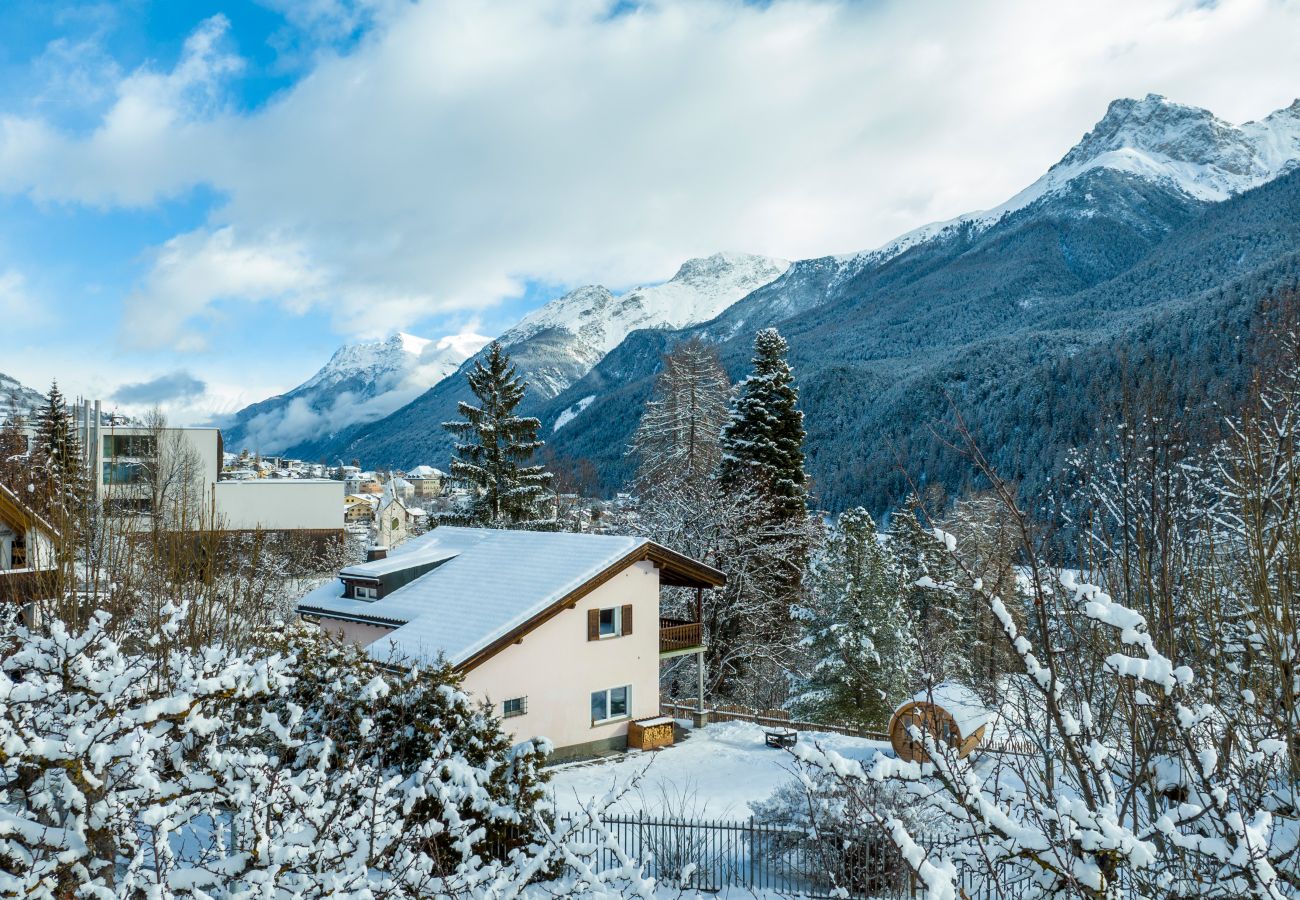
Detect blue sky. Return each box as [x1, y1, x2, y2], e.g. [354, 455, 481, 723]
[1, 0, 1297, 425]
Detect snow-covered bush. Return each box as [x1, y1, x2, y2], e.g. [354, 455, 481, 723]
[0, 606, 654, 898]
[795, 486, 1298, 898]
[751, 769, 934, 897]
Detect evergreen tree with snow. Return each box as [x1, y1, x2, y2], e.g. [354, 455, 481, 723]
[443, 342, 554, 527]
[31, 380, 85, 516]
[888, 494, 968, 684]
[794, 508, 917, 728]
[719, 328, 808, 520]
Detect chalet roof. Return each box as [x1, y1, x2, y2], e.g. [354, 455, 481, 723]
[296, 525, 724, 670]
[0, 483, 60, 541]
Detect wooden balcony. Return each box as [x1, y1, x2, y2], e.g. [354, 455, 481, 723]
[660, 617, 705, 657]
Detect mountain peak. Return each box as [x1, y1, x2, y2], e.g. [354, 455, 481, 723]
[502, 252, 789, 358]
[670, 251, 784, 283]
[1057, 95, 1239, 173]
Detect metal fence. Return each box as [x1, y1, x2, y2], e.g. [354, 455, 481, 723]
[539, 813, 950, 898]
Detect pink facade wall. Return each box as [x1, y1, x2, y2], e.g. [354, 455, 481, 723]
[461, 560, 661, 753]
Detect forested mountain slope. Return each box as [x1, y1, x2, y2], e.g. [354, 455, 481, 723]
[542, 166, 1300, 512]
[319, 96, 1300, 513]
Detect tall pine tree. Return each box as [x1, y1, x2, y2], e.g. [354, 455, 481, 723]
[442, 343, 554, 527]
[719, 328, 808, 520]
[793, 508, 918, 728]
[32, 381, 86, 516]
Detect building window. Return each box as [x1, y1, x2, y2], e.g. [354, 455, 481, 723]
[102, 461, 147, 485]
[503, 696, 527, 718]
[590, 685, 630, 724]
[587, 604, 633, 641]
[353, 584, 378, 601]
[598, 606, 621, 638]
[102, 434, 156, 458]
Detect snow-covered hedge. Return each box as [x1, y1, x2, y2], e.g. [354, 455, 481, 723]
[0, 606, 653, 898]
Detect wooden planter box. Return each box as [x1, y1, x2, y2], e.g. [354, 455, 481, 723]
[627, 715, 675, 751]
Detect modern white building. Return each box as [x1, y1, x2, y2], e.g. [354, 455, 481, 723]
[296, 527, 723, 758]
[213, 479, 345, 533]
[71, 401, 342, 536]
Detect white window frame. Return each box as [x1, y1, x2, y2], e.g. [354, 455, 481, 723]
[354, 584, 378, 601]
[590, 684, 631, 725]
[597, 605, 622, 639]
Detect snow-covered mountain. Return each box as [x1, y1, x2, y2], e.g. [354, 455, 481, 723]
[221, 331, 487, 455]
[313, 252, 789, 465]
[536, 94, 1300, 507]
[835, 94, 1300, 280]
[505, 252, 790, 355]
[0, 371, 45, 421]
[496, 252, 789, 396]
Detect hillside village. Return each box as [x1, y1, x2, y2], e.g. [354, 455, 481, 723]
[1, 5, 1299, 897]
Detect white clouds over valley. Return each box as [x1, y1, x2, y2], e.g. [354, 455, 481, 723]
[1, 0, 1298, 380]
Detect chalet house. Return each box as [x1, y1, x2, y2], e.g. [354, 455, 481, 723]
[296, 527, 724, 758]
[0, 483, 60, 608]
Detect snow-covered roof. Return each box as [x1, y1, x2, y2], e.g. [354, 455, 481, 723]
[407, 465, 444, 478]
[910, 682, 995, 737]
[297, 526, 724, 668]
[338, 545, 459, 579]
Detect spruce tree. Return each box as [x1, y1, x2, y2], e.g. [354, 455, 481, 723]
[442, 342, 554, 527]
[794, 508, 917, 728]
[888, 495, 967, 684]
[32, 381, 85, 514]
[719, 328, 808, 520]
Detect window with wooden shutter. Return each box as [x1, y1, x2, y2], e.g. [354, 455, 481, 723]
[587, 608, 600, 641]
[621, 603, 633, 636]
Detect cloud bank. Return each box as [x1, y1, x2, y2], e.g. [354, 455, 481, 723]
[111, 370, 208, 404]
[2, 0, 1299, 353]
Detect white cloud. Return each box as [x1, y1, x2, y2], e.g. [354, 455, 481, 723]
[3, 0, 1300, 350]
[0, 269, 52, 330]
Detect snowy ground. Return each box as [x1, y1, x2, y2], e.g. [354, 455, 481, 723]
[546, 720, 891, 821]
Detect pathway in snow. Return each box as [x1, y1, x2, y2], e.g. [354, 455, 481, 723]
[546, 720, 890, 821]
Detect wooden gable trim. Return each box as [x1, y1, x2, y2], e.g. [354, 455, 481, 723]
[0, 484, 60, 542]
[456, 541, 724, 675]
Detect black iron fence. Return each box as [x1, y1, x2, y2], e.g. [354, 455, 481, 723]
[529, 812, 961, 898]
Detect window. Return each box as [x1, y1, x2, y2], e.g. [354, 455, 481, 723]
[590, 685, 630, 724]
[588, 604, 632, 641]
[103, 434, 156, 458]
[503, 696, 527, 718]
[353, 584, 378, 601]
[102, 461, 147, 485]
[598, 606, 620, 638]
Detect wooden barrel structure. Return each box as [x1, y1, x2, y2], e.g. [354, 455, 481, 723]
[888, 682, 993, 763]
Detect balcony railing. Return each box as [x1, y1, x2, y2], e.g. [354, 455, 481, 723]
[659, 617, 704, 654]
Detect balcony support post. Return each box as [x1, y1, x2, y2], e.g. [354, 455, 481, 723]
[693, 648, 709, 727]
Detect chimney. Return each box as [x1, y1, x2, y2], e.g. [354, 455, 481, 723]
[366, 546, 388, 562]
